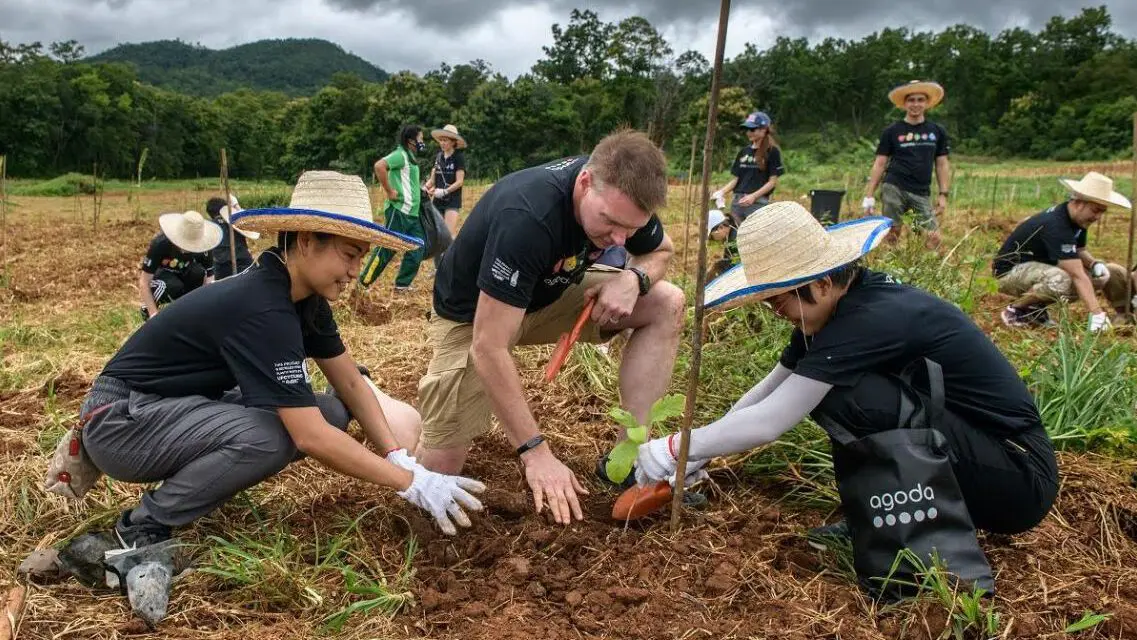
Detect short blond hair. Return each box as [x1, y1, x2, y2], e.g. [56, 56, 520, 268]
[585, 129, 668, 215]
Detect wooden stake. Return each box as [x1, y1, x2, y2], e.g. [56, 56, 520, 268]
[0, 155, 6, 284]
[1125, 113, 1137, 316]
[220, 149, 237, 271]
[670, 0, 731, 533]
[92, 162, 99, 230]
[680, 132, 698, 284]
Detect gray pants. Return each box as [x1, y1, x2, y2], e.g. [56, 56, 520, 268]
[80, 379, 351, 529]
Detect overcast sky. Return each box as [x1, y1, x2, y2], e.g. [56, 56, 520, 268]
[3, 0, 1135, 77]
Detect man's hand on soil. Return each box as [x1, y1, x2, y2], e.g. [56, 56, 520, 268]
[586, 272, 640, 327]
[521, 445, 588, 524]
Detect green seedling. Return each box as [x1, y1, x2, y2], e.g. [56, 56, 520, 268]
[604, 393, 686, 483]
[1064, 610, 1111, 634]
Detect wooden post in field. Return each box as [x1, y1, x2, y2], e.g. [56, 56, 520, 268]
[220, 149, 237, 271]
[671, 0, 731, 533]
[1125, 113, 1137, 316]
[1, 155, 7, 284]
[681, 133, 698, 285]
[92, 162, 101, 230]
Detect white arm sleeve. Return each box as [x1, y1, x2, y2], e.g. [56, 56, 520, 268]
[727, 363, 794, 414]
[688, 373, 833, 460]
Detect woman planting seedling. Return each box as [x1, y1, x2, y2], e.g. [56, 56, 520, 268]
[634, 202, 1058, 588]
[45, 171, 485, 625]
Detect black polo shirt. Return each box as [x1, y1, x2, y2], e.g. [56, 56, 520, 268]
[432, 156, 665, 323]
[992, 202, 1086, 277]
[780, 269, 1042, 438]
[103, 250, 345, 408]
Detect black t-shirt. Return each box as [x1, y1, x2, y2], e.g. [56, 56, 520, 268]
[432, 150, 466, 200]
[433, 156, 666, 322]
[876, 120, 950, 196]
[779, 269, 1042, 438]
[210, 220, 253, 269]
[103, 250, 346, 408]
[730, 144, 785, 196]
[141, 232, 214, 277]
[992, 202, 1086, 276]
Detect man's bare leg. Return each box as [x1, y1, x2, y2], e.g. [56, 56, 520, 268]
[609, 281, 686, 429]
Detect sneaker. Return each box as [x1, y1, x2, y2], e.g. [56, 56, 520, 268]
[114, 510, 172, 549]
[806, 520, 851, 551]
[595, 453, 637, 490]
[1000, 305, 1030, 328]
[393, 285, 414, 293]
[1021, 305, 1056, 327]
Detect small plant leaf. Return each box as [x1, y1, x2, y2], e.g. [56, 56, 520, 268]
[605, 439, 640, 483]
[1064, 611, 1111, 633]
[649, 394, 686, 426]
[607, 406, 642, 431]
[626, 425, 647, 444]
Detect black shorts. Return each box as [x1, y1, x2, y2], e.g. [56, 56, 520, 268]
[433, 195, 462, 212]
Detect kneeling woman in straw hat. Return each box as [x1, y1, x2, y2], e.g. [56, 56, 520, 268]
[633, 202, 1057, 541]
[76, 171, 485, 557]
[138, 210, 223, 320]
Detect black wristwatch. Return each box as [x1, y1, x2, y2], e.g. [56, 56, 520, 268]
[628, 267, 651, 296]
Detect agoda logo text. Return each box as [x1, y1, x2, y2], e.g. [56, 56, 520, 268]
[868, 483, 938, 528]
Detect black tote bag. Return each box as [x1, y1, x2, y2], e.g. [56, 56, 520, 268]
[816, 358, 994, 599]
[418, 189, 453, 260]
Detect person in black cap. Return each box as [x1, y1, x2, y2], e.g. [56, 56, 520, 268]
[206, 195, 257, 279]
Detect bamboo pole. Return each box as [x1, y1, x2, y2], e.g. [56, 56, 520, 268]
[1125, 113, 1137, 317]
[670, 0, 731, 533]
[221, 149, 237, 271]
[0, 155, 6, 284]
[680, 132, 698, 285]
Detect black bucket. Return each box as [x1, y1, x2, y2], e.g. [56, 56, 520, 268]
[809, 189, 845, 225]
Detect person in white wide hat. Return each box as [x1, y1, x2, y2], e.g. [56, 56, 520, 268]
[426, 124, 468, 236]
[138, 210, 223, 320]
[993, 171, 1134, 331]
[634, 201, 1057, 546]
[63, 172, 482, 601]
[206, 194, 259, 279]
[863, 80, 952, 249]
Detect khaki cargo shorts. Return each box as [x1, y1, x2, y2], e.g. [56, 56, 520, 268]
[418, 269, 621, 449]
[996, 260, 1120, 302]
[881, 182, 936, 231]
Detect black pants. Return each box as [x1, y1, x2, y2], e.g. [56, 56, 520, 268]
[142, 265, 206, 320]
[213, 257, 252, 280]
[813, 373, 1059, 535]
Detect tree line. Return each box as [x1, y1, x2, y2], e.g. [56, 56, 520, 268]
[1, 6, 1134, 182]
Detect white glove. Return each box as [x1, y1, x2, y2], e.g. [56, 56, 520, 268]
[1091, 261, 1110, 281]
[711, 190, 726, 209]
[634, 434, 708, 487]
[1089, 311, 1111, 333]
[398, 466, 486, 535]
[862, 196, 875, 213]
[385, 448, 417, 471]
[1131, 294, 1137, 311]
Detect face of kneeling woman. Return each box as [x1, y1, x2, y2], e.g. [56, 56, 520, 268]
[283, 231, 370, 302]
[765, 277, 844, 336]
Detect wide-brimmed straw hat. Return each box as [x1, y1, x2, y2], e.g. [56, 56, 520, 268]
[1059, 171, 1132, 210]
[217, 194, 260, 240]
[888, 80, 944, 110]
[705, 202, 892, 310]
[232, 171, 422, 251]
[431, 124, 467, 149]
[159, 210, 223, 254]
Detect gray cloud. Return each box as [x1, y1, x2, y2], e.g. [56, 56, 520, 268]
[1, 0, 1133, 78]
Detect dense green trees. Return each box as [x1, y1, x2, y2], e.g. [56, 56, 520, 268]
[1, 7, 1134, 182]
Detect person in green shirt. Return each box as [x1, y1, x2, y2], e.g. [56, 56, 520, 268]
[361, 125, 427, 291]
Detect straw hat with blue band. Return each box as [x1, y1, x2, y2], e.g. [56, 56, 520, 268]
[232, 171, 423, 252]
[705, 201, 892, 310]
